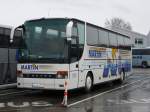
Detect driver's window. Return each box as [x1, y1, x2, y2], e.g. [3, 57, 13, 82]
[70, 24, 78, 62]
[71, 25, 78, 44]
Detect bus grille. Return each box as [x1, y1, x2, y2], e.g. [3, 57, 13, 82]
[23, 74, 56, 78]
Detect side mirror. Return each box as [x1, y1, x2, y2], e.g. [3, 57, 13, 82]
[10, 25, 24, 43]
[66, 21, 73, 41]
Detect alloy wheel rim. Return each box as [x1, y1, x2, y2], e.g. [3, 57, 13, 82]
[86, 77, 92, 89]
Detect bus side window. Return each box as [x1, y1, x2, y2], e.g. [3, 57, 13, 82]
[77, 23, 85, 59]
[70, 24, 78, 62]
[117, 35, 124, 49]
[98, 29, 109, 47]
[133, 56, 136, 59]
[0, 28, 10, 48]
[86, 25, 99, 46]
[124, 37, 131, 50]
[11, 30, 23, 49]
[108, 32, 118, 48]
[0, 27, 4, 47]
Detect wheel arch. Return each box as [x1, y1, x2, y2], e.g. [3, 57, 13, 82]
[141, 61, 148, 68]
[141, 61, 148, 65]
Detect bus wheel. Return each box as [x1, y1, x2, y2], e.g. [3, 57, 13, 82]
[142, 62, 147, 68]
[85, 73, 93, 92]
[119, 69, 125, 84]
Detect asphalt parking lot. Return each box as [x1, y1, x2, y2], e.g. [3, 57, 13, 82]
[0, 68, 150, 112]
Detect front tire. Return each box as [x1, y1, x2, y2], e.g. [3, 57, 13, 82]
[85, 74, 93, 92]
[142, 62, 147, 68]
[119, 69, 125, 83]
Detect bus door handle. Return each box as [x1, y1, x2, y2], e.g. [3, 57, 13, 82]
[76, 64, 79, 68]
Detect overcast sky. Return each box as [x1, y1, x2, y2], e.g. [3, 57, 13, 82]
[0, 0, 150, 34]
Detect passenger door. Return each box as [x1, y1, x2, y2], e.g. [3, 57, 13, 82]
[69, 23, 79, 89]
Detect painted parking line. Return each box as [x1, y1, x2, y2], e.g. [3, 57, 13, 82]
[67, 77, 150, 107]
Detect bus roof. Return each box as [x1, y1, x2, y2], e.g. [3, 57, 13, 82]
[26, 17, 130, 39]
[0, 24, 13, 29]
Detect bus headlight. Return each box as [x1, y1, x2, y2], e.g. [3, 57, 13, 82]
[56, 71, 68, 79]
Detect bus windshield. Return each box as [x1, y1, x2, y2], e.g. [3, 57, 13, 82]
[18, 19, 70, 63]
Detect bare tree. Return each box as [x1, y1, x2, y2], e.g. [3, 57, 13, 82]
[105, 17, 132, 31]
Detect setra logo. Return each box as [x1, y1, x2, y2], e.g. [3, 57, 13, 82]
[21, 64, 39, 70]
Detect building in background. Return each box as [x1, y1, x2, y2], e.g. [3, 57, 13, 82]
[147, 32, 150, 47]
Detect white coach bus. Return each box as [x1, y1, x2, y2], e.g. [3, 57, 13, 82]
[12, 18, 132, 91]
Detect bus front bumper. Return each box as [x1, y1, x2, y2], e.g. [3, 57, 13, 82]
[17, 78, 67, 90]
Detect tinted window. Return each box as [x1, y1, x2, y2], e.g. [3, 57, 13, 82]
[87, 25, 98, 45]
[117, 35, 124, 47]
[77, 23, 85, 45]
[70, 22, 85, 62]
[109, 32, 117, 47]
[132, 49, 150, 55]
[70, 25, 78, 62]
[0, 28, 10, 48]
[144, 49, 150, 55]
[0, 27, 3, 34]
[71, 26, 78, 44]
[46, 29, 58, 37]
[135, 38, 143, 44]
[11, 30, 23, 48]
[98, 29, 109, 47]
[0, 27, 4, 47]
[138, 40, 143, 44]
[77, 22, 85, 59]
[4, 28, 11, 36]
[124, 37, 131, 46]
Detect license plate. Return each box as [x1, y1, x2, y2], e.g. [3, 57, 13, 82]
[32, 84, 44, 88]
